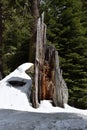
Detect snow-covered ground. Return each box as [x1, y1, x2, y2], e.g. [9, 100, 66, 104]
[0, 63, 87, 130]
[0, 62, 87, 115]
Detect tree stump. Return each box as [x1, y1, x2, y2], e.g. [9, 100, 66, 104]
[32, 13, 68, 108]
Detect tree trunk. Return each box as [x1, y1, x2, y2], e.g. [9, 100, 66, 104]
[29, 0, 40, 63]
[29, 0, 40, 107]
[0, 2, 3, 80]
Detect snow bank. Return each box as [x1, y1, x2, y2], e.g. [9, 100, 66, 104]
[0, 63, 34, 111]
[0, 63, 87, 116]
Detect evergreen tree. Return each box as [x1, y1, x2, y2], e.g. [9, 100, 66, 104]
[2, 0, 32, 74]
[42, 0, 87, 108]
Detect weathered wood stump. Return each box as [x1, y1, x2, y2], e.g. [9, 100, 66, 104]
[32, 13, 68, 108]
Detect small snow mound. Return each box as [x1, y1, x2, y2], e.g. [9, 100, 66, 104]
[37, 100, 64, 113]
[0, 63, 33, 111]
[39, 100, 53, 108]
[17, 63, 33, 72]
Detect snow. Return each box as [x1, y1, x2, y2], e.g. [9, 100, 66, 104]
[0, 63, 34, 111]
[0, 63, 87, 129]
[0, 109, 86, 130]
[0, 62, 87, 115]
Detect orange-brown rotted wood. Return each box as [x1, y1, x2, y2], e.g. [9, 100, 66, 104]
[41, 63, 54, 100]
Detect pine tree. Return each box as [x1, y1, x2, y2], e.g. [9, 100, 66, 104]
[2, 0, 32, 74]
[42, 0, 87, 108]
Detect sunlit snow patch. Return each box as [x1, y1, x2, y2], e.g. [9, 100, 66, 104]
[0, 63, 87, 116]
[0, 63, 34, 111]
